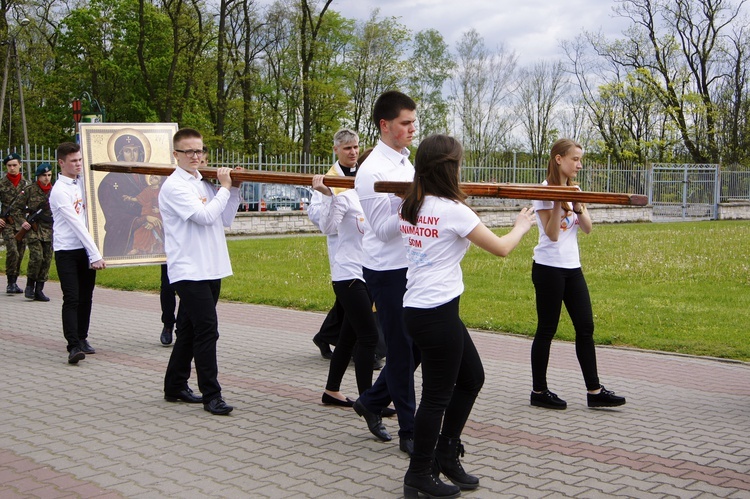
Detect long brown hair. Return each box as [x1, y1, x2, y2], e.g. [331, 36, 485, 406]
[547, 138, 583, 213]
[401, 134, 467, 225]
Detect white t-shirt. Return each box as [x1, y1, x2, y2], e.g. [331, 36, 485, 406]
[355, 140, 414, 271]
[315, 188, 366, 282]
[158, 167, 240, 283]
[532, 182, 582, 269]
[400, 196, 480, 308]
[49, 175, 103, 263]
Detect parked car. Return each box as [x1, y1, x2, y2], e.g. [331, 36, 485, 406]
[295, 186, 314, 210]
[238, 182, 304, 212]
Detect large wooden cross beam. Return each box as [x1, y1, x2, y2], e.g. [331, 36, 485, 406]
[89, 162, 649, 206]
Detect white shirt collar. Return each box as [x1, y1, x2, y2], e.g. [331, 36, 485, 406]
[376, 139, 410, 166]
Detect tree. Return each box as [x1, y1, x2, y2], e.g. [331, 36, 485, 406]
[212, 0, 242, 146]
[346, 9, 409, 146]
[450, 29, 518, 165]
[407, 29, 454, 140]
[595, 0, 746, 162]
[304, 11, 352, 154]
[236, 1, 282, 153]
[715, 23, 750, 164]
[298, 0, 332, 157]
[137, 0, 208, 123]
[563, 33, 679, 163]
[515, 60, 567, 161]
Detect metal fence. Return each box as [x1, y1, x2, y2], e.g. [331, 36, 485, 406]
[210, 149, 336, 175]
[649, 164, 719, 221]
[1, 145, 57, 179]
[4, 145, 750, 215]
[721, 170, 750, 201]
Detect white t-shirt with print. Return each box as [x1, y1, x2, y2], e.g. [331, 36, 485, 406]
[532, 182, 582, 269]
[399, 196, 480, 309]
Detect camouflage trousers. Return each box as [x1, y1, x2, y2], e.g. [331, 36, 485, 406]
[26, 239, 52, 282]
[2, 229, 26, 278]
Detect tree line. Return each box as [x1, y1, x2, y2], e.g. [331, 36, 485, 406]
[1, 0, 749, 167]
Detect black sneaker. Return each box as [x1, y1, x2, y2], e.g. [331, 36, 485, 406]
[68, 347, 85, 364]
[530, 389, 567, 410]
[588, 385, 626, 408]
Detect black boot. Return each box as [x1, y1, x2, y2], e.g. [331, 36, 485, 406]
[435, 435, 479, 490]
[6, 276, 22, 294]
[404, 470, 461, 499]
[25, 279, 36, 299]
[34, 281, 50, 302]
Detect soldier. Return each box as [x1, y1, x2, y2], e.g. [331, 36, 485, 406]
[20, 163, 54, 301]
[0, 152, 29, 294]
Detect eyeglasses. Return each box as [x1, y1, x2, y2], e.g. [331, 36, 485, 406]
[175, 147, 208, 158]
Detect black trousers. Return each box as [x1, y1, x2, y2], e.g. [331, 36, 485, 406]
[160, 264, 176, 328]
[359, 267, 420, 439]
[315, 298, 344, 345]
[164, 279, 223, 402]
[315, 297, 388, 359]
[531, 262, 600, 391]
[55, 249, 97, 352]
[325, 279, 379, 395]
[404, 297, 484, 473]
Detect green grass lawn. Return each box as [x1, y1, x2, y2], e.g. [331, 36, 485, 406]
[4, 220, 749, 361]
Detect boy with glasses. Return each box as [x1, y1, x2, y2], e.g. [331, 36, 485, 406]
[159, 128, 241, 415]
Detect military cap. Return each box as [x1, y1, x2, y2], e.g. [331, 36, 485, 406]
[3, 152, 21, 165]
[36, 163, 52, 177]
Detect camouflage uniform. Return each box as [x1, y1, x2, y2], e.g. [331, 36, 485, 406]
[0, 174, 28, 280]
[21, 181, 53, 284]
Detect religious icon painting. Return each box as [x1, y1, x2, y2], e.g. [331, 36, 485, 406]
[79, 122, 178, 266]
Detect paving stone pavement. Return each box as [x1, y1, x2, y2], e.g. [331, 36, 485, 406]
[1, 279, 749, 498]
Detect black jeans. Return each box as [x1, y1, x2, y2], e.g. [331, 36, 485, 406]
[315, 298, 344, 346]
[404, 297, 484, 473]
[325, 279, 379, 395]
[164, 279, 223, 402]
[55, 249, 97, 352]
[531, 262, 600, 391]
[160, 264, 176, 328]
[316, 298, 387, 358]
[360, 267, 420, 439]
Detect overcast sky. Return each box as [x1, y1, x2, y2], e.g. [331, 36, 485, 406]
[331, 0, 633, 64]
[256, 0, 635, 65]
